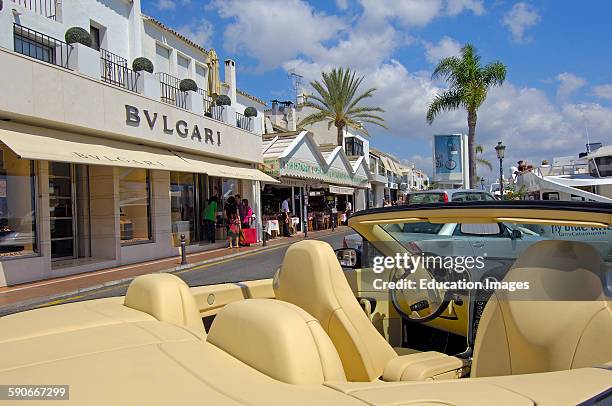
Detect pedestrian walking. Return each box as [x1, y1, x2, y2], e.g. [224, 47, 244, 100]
[203, 196, 217, 243]
[227, 213, 241, 249]
[281, 197, 291, 237]
[241, 199, 253, 228]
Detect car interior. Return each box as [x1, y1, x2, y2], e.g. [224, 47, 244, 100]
[0, 203, 610, 405]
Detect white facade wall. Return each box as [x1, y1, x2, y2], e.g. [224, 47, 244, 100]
[141, 20, 208, 86]
[1, 0, 134, 60]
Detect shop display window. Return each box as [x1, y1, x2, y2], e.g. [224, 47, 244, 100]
[170, 172, 196, 246]
[0, 148, 37, 258]
[119, 168, 152, 245]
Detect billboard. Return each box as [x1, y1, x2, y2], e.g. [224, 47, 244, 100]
[433, 134, 468, 186]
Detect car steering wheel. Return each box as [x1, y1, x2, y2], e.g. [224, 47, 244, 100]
[388, 262, 452, 323]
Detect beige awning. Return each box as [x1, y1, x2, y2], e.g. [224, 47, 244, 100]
[176, 152, 279, 183]
[389, 159, 402, 175]
[0, 122, 277, 182]
[380, 156, 392, 172]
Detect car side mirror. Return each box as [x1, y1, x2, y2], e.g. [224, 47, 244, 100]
[510, 229, 523, 240]
[335, 248, 361, 268]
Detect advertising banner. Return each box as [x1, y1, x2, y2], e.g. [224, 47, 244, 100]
[433, 134, 466, 184]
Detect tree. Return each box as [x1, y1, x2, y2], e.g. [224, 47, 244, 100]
[298, 67, 387, 146]
[476, 144, 493, 171]
[426, 44, 506, 187]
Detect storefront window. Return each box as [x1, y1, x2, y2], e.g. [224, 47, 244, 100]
[119, 168, 151, 245]
[0, 148, 37, 258]
[170, 172, 196, 246]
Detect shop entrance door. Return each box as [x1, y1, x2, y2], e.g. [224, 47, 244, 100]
[49, 162, 76, 260]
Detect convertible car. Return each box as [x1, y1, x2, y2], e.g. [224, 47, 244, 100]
[0, 201, 610, 405]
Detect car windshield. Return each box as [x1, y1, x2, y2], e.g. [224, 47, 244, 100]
[451, 192, 496, 201]
[384, 222, 445, 234]
[407, 193, 446, 204]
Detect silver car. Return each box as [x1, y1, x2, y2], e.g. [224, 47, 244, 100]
[406, 189, 496, 204]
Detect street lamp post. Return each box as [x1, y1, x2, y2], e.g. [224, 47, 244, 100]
[495, 141, 506, 197]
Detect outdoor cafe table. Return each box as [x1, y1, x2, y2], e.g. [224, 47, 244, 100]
[264, 219, 280, 237]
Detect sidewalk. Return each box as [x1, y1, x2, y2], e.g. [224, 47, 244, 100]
[0, 226, 349, 310]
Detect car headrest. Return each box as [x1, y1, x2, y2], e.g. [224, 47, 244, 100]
[504, 240, 607, 301]
[206, 299, 346, 384]
[273, 240, 352, 324]
[124, 274, 205, 337]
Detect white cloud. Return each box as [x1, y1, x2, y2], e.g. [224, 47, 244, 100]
[359, 0, 444, 27]
[209, 0, 609, 171]
[213, 0, 345, 71]
[176, 20, 213, 48]
[592, 84, 612, 101]
[423, 36, 462, 64]
[336, 0, 349, 10]
[502, 2, 540, 43]
[156, 0, 190, 11]
[360, 0, 483, 28]
[555, 72, 586, 102]
[446, 0, 485, 16]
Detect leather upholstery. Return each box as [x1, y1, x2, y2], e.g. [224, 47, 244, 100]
[274, 240, 398, 381]
[383, 352, 464, 381]
[471, 240, 612, 377]
[124, 273, 205, 337]
[207, 299, 346, 384]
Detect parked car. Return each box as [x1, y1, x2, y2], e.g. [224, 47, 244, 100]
[343, 221, 544, 265]
[406, 189, 496, 204]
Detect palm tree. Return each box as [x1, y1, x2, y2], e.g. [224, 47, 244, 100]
[476, 144, 493, 171]
[426, 44, 506, 187]
[298, 67, 387, 146]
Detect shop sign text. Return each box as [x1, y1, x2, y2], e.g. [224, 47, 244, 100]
[125, 105, 221, 146]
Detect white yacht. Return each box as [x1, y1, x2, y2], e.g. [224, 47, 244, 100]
[516, 145, 612, 203]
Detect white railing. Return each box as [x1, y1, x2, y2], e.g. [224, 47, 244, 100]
[11, 0, 59, 20]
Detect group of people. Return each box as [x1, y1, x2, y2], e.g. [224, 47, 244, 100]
[202, 194, 254, 249]
[382, 198, 402, 207]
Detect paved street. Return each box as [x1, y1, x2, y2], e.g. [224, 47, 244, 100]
[0, 230, 351, 316]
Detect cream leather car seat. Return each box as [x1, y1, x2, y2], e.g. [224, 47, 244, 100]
[471, 240, 612, 377]
[274, 240, 402, 381]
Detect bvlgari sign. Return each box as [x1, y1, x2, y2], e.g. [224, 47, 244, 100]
[125, 105, 222, 146]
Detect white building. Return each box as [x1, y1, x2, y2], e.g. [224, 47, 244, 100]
[0, 0, 275, 286]
[263, 100, 371, 222]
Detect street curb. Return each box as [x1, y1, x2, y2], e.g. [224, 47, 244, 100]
[0, 228, 350, 313]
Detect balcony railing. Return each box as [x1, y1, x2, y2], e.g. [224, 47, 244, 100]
[236, 112, 252, 131]
[8, 25, 260, 134]
[197, 88, 213, 115]
[11, 0, 58, 20]
[13, 23, 70, 69]
[158, 72, 187, 109]
[100, 48, 139, 93]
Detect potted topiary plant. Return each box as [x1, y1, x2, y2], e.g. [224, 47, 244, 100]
[243, 107, 258, 132]
[65, 27, 92, 47]
[179, 79, 203, 114]
[179, 78, 198, 92]
[132, 57, 157, 98]
[65, 27, 99, 79]
[215, 94, 231, 106]
[244, 106, 258, 117]
[132, 57, 154, 74]
[212, 94, 233, 123]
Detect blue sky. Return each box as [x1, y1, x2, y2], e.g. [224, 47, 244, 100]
[143, 0, 612, 178]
